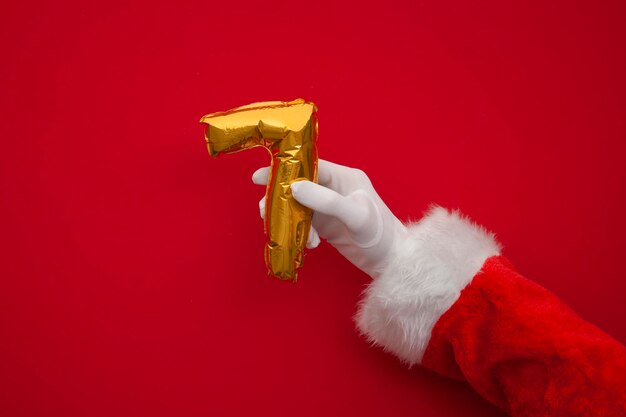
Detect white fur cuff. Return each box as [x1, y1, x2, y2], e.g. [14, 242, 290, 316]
[355, 206, 501, 366]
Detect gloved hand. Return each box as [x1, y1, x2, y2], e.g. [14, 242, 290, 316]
[252, 159, 408, 278]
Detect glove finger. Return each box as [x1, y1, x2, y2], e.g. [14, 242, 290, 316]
[306, 226, 320, 249]
[258, 196, 266, 219]
[316, 159, 347, 188]
[252, 167, 270, 185]
[291, 180, 368, 234]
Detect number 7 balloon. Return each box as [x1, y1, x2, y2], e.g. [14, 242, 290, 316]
[199, 99, 319, 281]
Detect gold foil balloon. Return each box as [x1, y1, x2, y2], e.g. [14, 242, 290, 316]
[199, 99, 318, 281]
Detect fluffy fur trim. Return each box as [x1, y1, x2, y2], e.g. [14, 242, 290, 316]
[355, 206, 502, 366]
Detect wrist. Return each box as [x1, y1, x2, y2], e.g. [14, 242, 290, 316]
[355, 206, 501, 365]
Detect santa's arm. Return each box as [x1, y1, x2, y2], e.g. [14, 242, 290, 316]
[356, 207, 626, 417]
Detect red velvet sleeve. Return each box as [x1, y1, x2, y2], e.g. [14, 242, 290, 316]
[421, 256, 626, 417]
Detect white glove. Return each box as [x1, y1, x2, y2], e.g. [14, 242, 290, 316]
[253, 159, 501, 366]
[252, 159, 408, 278]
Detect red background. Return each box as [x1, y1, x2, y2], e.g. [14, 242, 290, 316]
[1, 1, 625, 416]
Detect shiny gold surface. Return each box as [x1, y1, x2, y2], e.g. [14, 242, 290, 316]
[200, 99, 318, 281]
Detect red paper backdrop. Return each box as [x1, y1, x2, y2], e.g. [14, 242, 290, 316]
[1, 1, 625, 416]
